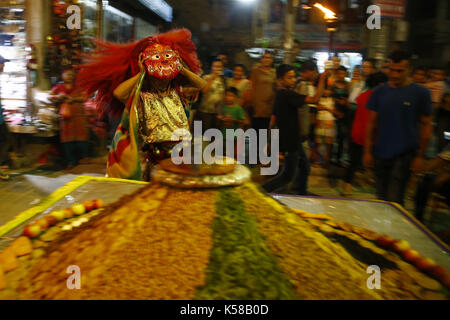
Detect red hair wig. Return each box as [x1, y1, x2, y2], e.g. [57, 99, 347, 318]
[76, 28, 201, 116]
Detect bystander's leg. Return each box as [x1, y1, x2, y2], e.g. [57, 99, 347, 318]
[414, 173, 436, 221]
[297, 143, 311, 195]
[263, 151, 299, 193]
[374, 156, 392, 202]
[385, 151, 415, 206]
[62, 141, 77, 168]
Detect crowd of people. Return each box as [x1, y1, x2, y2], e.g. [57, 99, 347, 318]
[0, 47, 449, 222]
[189, 50, 449, 221]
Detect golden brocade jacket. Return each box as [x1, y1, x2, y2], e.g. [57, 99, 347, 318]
[136, 87, 190, 145]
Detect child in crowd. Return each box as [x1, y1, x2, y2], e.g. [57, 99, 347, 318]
[217, 87, 246, 159]
[315, 88, 338, 167]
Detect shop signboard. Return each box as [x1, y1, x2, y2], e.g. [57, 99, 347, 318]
[374, 0, 406, 19]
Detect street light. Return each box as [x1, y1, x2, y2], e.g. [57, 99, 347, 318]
[312, 3, 338, 59]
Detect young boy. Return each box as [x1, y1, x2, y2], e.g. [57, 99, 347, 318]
[263, 62, 326, 195]
[217, 87, 246, 158]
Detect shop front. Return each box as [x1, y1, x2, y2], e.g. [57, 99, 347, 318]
[263, 23, 366, 72]
[0, 0, 171, 168]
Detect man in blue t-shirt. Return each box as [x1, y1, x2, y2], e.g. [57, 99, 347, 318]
[363, 50, 433, 206]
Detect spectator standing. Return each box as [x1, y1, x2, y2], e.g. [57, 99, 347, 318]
[263, 63, 326, 195]
[341, 72, 388, 196]
[49, 68, 90, 169]
[380, 60, 390, 76]
[249, 52, 276, 129]
[414, 144, 450, 222]
[326, 56, 341, 87]
[249, 52, 276, 154]
[315, 88, 338, 167]
[363, 51, 433, 206]
[197, 59, 226, 132]
[424, 67, 447, 109]
[412, 66, 427, 85]
[226, 64, 251, 102]
[218, 53, 233, 78]
[348, 65, 364, 107]
[332, 66, 350, 166]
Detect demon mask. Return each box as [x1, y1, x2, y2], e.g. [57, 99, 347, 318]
[142, 43, 183, 81]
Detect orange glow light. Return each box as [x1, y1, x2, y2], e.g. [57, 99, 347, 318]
[313, 3, 337, 20]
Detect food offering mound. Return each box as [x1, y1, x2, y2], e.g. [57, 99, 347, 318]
[0, 163, 448, 300]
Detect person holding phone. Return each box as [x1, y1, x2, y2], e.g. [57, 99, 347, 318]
[197, 59, 226, 132]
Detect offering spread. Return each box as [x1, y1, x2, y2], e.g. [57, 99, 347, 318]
[0, 164, 448, 300]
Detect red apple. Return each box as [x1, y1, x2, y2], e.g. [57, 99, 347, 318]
[44, 215, 58, 226]
[402, 249, 421, 263]
[83, 200, 95, 212]
[93, 199, 103, 209]
[63, 208, 74, 219]
[392, 240, 410, 252]
[430, 266, 448, 280]
[51, 210, 66, 221]
[376, 235, 395, 247]
[23, 224, 42, 238]
[415, 257, 436, 272]
[35, 218, 49, 230]
[72, 204, 85, 215]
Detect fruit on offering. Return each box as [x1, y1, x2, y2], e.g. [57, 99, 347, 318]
[35, 218, 49, 231]
[430, 266, 448, 280]
[71, 204, 85, 215]
[402, 249, 421, 263]
[50, 210, 66, 221]
[0, 249, 18, 272]
[93, 199, 103, 209]
[83, 200, 95, 212]
[8, 237, 32, 257]
[376, 235, 395, 247]
[44, 215, 58, 226]
[415, 257, 436, 272]
[23, 224, 42, 238]
[392, 240, 410, 253]
[63, 208, 75, 218]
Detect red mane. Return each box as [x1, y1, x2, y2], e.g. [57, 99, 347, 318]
[76, 28, 201, 117]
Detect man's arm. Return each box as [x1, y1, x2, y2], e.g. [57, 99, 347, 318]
[113, 72, 141, 104]
[410, 115, 433, 173]
[305, 72, 326, 104]
[416, 115, 433, 158]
